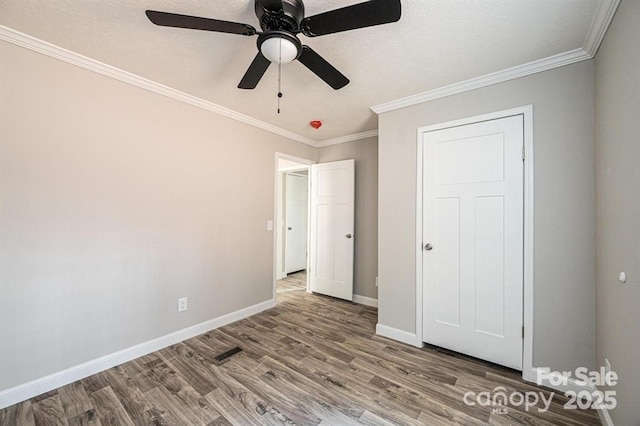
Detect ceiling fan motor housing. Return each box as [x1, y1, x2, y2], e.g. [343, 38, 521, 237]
[255, 0, 305, 32]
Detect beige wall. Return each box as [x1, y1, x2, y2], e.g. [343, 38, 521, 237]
[378, 60, 596, 373]
[594, 1, 640, 424]
[318, 137, 379, 299]
[0, 41, 316, 391]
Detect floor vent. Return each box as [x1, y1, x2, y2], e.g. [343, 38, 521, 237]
[213, 346, 243, 365]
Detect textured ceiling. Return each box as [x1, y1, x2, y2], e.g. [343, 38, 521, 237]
[0, 0, 600, 141]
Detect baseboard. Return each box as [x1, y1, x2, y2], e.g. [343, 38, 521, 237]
[376, 323, 422, 347]
[353, 294, 378, 308]
[0, 298, 275, 409]
[530, 367, 596, 398]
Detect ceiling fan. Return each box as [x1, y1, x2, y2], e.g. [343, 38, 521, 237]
[145, 0, 401, 90]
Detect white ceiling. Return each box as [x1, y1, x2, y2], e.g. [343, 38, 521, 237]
[1, 0, 604, 142]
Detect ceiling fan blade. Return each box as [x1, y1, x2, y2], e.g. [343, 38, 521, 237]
[300, 0, 401, 37]
[145, 10, 256, 36]
[297, 46, 349, 90]
[238, 52, 271, 89]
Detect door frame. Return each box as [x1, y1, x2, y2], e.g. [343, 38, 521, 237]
[415, 105, 534, 381]
[273, 152, 314, 300]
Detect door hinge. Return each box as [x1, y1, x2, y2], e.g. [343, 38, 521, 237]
[522, 326, 525, 338]
[522, 146, 525, 161]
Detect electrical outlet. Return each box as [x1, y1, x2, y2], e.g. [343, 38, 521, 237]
[178, 297, 188, 313]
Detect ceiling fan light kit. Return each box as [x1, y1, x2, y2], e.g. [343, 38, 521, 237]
[145, 0, 401, 90]
[258, 31, 301, 64]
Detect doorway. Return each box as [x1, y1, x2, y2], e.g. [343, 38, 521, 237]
[273, 154, 356, 302]
[274, 154, 312, 295]
[284, 170, 308, 276]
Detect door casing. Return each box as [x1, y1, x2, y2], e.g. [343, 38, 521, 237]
[273, 153, 314, 299]
[415, 105, 535, 382]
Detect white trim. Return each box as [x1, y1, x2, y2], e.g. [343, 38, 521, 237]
[273, 153, 314, 299]
[583, 0, 621, 56]
[371, 49, 590, 114]
[316, 130, 378, 148]
[275, 170, 287, 281]
[376, 323, 421, 347]
[2, 0, 619, 150]
[415, 131, 425, 349]
[522, 105, 535, 383]
[0, 299, 275, 409]
[530, 367, 596, 398]
[371, 1, 620, 116]
[278, 165, 310, 173]
[0, 25, 317, 148]
[0, 25, 381, 150]
[414, 106, 535, 378]
[353, 295, 378, 308]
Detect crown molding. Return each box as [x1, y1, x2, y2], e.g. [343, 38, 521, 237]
[371, 0, 619, 115]
[2, 0, 620, 146]
[316, 129, 378, 148]
[0, 25, 318, 148]
[583, 0, 620, 56]
[370, 48, 591, 114]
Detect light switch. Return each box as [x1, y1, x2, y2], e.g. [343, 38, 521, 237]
[267, 220, 274, 231]
[618, 272, 627, 283]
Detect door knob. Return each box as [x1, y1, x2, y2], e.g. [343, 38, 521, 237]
[288, 227, 293, 230]
[425, 243, 433, 251]
[346, 234, 353, 239]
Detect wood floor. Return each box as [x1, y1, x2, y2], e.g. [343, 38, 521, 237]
[276, 271, 306, 293]
[0, 285, 601, 426]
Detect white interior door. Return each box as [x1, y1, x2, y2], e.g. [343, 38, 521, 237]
[422, 115, 524, 370]
[309, 160, 355, 300]
[285, 173, 308, 273]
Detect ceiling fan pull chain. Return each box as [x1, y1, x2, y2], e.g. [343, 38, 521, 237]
[277, 38, 283, 114]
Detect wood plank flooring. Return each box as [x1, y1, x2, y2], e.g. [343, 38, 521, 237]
[0, 287, 601, 425]
[276, 271, 306, 293]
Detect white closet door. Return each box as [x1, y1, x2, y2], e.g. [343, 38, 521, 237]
[422, 115, 524, 370]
